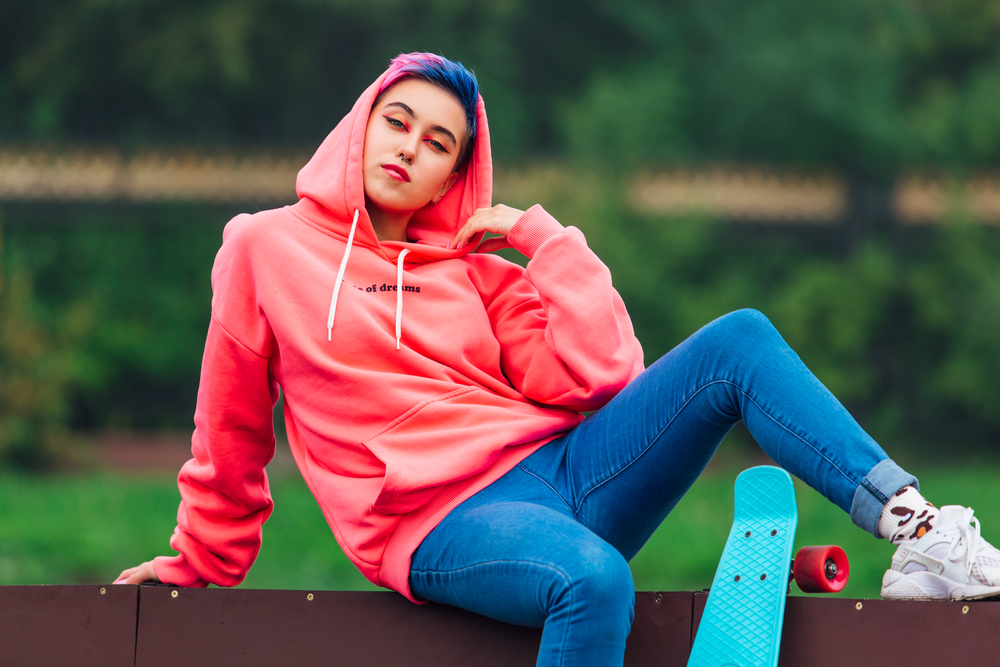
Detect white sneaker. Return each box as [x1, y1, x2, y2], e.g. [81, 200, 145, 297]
[881, 505, 1000, 601]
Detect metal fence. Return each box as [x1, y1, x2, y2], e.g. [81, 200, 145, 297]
[2, 146, 1000, 226]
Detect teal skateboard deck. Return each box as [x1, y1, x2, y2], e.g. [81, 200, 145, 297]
[687, 466, 798, 667]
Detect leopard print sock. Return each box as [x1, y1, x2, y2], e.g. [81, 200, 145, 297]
[877, 486, 939, 545]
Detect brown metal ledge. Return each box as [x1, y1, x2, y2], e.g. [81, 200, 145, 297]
[3, 586, 998, 666]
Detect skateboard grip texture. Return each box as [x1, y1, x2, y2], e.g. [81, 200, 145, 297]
[687, 466, 798, 667]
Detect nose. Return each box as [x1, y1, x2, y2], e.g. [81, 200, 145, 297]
[398, 134, 419, 164]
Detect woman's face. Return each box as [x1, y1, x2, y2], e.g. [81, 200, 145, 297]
[362, 78, 467, 216]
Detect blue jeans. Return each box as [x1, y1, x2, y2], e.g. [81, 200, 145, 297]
[409, 310, 915, 667]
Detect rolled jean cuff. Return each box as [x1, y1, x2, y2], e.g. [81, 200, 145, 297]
[850, 459, 919, 537]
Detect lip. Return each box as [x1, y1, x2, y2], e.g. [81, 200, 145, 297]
[382, 164, 410, 182]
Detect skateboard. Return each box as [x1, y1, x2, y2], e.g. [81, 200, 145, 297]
[686, 466, 849, 667]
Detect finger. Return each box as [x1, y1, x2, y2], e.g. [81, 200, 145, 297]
[447, 220, 470, 249]
[128, 564, 159, 585]
[450, 220, 483, 249]
[449, 205, 521, 249]
[126, 572, 155, 585]
[115, 561, 159, 585]
[114, 565, 141, 584]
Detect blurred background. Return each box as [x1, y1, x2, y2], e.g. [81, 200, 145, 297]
[0, 0, 998, 596]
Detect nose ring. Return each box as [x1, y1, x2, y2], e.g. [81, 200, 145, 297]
[399, 152, 411, 164]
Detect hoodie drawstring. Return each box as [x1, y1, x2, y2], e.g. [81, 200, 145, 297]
[327, 208, 359, 341]
[395, 249, 410, 350]
[325, 209, 409, 351]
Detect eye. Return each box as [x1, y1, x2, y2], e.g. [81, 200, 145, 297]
[426, 138, 450, 153]
[383, 116, 406, 130]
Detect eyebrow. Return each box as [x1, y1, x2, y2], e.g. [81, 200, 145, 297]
[383, 101, 459, 148]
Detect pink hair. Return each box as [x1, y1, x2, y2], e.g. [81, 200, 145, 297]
[378, 53, 453, 95]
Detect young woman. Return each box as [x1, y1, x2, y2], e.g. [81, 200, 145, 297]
[116, 53, 1000, 666]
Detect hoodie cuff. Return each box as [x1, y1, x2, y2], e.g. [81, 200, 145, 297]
[506, 205, 565, 259]
[153, 554, 209, 588]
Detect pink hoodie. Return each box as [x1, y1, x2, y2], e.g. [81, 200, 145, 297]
[153, 67, 644, 601]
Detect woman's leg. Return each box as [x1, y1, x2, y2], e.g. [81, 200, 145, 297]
[537, 307, 1000, 603]
[413, 308, 919, 667]
[410, 465, 635, 667]
[521, 308, 915, 559]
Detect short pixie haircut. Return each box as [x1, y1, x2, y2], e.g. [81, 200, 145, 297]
[377, 52, 480, 170]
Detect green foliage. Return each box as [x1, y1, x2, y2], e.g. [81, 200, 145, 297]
[2, 0, 998, 170]
[512, 170, 1000, 449]
[768, 245, 896, 404]
[2, 204, 229, 432]
[901, 223, 1000, 435]
[559, 0, 1000, 172]
[1, 0, 999, 453]
[563, 63, 690, 167]
[3, 174, 1000, 454]
[0, 221, 80, 468]
[0, 0, 640, 154]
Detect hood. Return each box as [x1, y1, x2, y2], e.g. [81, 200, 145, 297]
[294, 68, 493, 264]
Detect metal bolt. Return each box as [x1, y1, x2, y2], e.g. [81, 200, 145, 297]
[307, 593, 314, 601]
[744, 531, 752, 538]
[171, 590, 178, 598]
[760, 574, 767, 581]
[771, 530, 777, 536]
[100, 587, 107, 595]
[734, 575, 741, 582]
[855, 601, 863, 611]
[963, 605, 970, 615]
[655, 594, 663, 604]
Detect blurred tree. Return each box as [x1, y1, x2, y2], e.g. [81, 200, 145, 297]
[0, 0, 639, 157]
[561, 0, 999, 173]
[2, 204, 225, 431]
[900, 221, 1000, 443]
[532, 168, 1000, 451]
[1, 0, 999, 452]
[0, 219, 81, 468]
[2, 0, 998, 168]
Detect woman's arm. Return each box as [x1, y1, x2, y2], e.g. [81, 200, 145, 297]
[148, 314, 279, 586]
[114, 212, 282, 587]
[461, 205, 644, 411]
[136, 212, 283, 587]
[114, 314, 278, 586]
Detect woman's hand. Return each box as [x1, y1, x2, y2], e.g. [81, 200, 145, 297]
[449, 204, 524, 252]
[114, 560, 160, 585]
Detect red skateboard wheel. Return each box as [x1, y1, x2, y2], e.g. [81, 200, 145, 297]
[793, 545, 849, 593]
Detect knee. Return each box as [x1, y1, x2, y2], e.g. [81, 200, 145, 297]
[549, 544, 635, 624]
[716, 308, 776, 337]
[703, 308, 784, 351]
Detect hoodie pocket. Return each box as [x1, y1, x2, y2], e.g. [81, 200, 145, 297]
[362, 386, 575, 515]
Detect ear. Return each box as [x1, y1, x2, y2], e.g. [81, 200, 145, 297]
[433, 171, 461, 204]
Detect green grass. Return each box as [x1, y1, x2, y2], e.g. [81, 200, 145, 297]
[2, 457, 999, 599]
